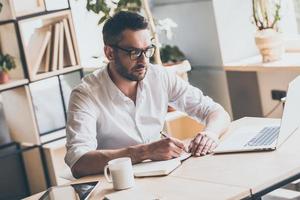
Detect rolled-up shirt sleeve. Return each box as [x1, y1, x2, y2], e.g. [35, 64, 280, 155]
[64, 86, 99, 169]
[165, 70, 223, 124]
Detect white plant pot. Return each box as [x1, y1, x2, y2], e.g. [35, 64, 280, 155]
[255, 29, 284, 63]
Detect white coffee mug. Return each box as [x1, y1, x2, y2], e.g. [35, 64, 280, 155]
[104, 157, 135, 190]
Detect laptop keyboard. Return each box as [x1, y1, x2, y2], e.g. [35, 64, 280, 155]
[244, 126, 280, 147]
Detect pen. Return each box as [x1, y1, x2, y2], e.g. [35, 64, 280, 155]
[160, 131, 188, 153]
[160, 131, 169, 138]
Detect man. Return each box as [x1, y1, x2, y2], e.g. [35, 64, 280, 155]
[65, 11, 230, 178]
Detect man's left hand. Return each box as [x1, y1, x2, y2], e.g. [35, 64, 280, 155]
[188, 132, 218, 156]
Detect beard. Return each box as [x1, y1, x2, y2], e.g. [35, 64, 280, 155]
[115, 57, 148, 81]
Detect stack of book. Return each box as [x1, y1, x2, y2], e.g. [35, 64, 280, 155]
[26, 17, 77, 78]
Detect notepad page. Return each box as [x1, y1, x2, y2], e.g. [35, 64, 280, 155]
[133, 152, 191, 177]
[133, 159, 181, 177]
[178, 152, 192, 161]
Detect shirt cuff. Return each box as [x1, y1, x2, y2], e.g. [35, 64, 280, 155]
[65, 146, 93, 169]
[203, 131, 220, 144]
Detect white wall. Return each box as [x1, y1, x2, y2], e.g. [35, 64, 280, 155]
[213, 0, 298, 64]
[213, 0, 258, 63]
[152, 0, 232, 116]
[69, 0, 105, 68]
[152, 0, 223, 67]
[258, 71, 300, 118]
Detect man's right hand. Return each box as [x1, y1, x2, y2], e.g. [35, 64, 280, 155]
[146, 137, 185, 161]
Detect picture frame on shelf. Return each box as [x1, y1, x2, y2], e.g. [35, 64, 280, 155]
[29, 76, 66, 135]
[1, 86, 40, 144]
[59, 70, 82, 112]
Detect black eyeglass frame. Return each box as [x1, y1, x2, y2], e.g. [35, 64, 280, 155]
[110, 44, 156, 60]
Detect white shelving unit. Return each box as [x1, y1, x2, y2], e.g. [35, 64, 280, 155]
[0, 1, 82, 197]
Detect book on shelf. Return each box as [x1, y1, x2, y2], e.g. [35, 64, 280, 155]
[39, 41, 51, 74]
[51, 22, 60, 72]
[26, 28, 51, 78]
[58, 21, 65, 70]
[39, 25, 53, 74]
[44, 34, 52, 73]
[63, 18, 77, 66]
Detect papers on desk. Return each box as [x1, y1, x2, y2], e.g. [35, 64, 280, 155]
[133, 152, 191, 177]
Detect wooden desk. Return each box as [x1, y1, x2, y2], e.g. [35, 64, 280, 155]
[172, 117, 300, 198]
[102, 176, 249, 200]
[24, 175, 249, 200]
[25, 117, 300, 200]
[224, 53, 300, 119]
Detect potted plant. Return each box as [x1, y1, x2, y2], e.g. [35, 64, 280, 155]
[0, 53, 16, 84]
[252, 0, 283, 63]
[159, 45, 186, 64]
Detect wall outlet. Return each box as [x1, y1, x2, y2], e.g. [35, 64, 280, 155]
[271, 90, 286, 101]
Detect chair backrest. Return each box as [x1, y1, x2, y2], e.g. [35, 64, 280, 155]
[164, 111, 204, 140]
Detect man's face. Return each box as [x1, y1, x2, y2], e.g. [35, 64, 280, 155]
[112, 29, 153, 81]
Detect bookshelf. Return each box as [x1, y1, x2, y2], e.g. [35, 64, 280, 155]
[0, 0, 82, 198]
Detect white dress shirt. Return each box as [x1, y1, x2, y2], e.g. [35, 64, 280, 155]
[65, 64, 223, 168]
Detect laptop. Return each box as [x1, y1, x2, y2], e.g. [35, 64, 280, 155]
[214, 76, 300, 154]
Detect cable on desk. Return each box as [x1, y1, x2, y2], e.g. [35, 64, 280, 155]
[263, 100, 284, 118]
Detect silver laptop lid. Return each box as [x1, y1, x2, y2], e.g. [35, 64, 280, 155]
[277, 76, 300, 146]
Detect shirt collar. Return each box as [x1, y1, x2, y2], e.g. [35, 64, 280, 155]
[103, 65, 122, 101]
[103, 64, 147, 101]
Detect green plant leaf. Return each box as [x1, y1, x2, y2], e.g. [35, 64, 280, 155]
[84, 0, 142, 24]
[0, 54, 16, 72]
[151, 45, 186, 64]
[98, 15, 108, 25]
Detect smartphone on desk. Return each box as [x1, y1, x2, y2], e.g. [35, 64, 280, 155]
[39, 181, 100, 200]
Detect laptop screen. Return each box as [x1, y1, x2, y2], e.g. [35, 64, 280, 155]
[277, 76, 300, 146]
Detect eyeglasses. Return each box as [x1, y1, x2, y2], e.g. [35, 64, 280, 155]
[111, 44, 156, 60]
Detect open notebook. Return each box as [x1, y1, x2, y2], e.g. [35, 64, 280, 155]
[133, 152, 191, 177]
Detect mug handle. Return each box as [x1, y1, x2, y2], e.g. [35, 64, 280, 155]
[104, 165, 112, 183]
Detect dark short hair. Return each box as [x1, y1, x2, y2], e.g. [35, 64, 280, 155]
[102, 11, 149, 45]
